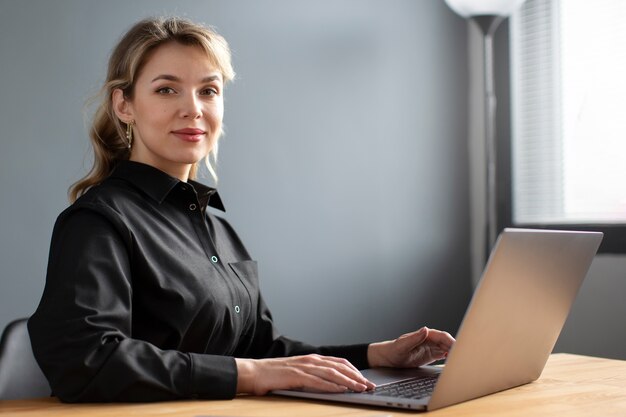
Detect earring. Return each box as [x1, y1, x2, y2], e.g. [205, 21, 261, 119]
[126, 120, 134, 149]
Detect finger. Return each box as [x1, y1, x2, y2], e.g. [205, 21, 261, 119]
[318, 355, 362, 373]
[291, 371, 351, 393]
[427, 346, 449, 359]
[413, 345, 449, 366]
[319, 358, 375, 390]
[304, 356, 374, 390]
[305, 365, 370, 392]
[317, 356, 374, 386]
[295, 360, 367, 391]
[425, 329, 455, 350]
[396, 327, 429, 351]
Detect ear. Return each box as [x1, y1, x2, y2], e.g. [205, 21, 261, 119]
[112, 88, 134, 123]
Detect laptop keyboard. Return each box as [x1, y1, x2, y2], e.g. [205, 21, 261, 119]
[364, 375, 438, 399]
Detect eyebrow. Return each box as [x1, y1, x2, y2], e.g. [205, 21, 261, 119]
[150, 74, 221, 83]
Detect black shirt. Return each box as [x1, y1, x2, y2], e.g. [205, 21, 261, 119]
[28, 161, 369, 402]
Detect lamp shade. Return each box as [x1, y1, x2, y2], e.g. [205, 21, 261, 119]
[444, 0, 525, 17]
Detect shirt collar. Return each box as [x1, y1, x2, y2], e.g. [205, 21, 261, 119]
[109, 160, 226, 212]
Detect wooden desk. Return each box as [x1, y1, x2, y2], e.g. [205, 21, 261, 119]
[1, 354, 625, 416]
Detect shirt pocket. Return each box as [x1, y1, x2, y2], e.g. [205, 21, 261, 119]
[228, 260, 259, 326]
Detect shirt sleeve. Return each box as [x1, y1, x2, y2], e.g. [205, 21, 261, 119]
[28, 205, 238, 402]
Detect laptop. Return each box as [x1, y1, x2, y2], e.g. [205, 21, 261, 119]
[273, 228, 603, 411]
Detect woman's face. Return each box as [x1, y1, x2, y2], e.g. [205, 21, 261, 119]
[114, 42, 224, 181]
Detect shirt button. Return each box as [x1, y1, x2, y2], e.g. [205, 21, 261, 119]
[189, 203, 197, 211]
[235, 306, 241, 314]
[181, 185, 188, 191]
[211, 256, 218, 263]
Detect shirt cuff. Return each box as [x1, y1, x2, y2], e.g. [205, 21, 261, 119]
[188, 353, 238, 399]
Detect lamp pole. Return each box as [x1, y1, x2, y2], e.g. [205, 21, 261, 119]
[473, 15, 505, 252]
[444, 0, 526, 266]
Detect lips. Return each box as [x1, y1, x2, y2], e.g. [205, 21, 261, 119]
[172, 128, 206, 142]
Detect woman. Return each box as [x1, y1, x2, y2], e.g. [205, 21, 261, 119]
[28, 17, 454, 403]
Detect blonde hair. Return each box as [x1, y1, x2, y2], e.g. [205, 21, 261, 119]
[70, 17, 235, 202]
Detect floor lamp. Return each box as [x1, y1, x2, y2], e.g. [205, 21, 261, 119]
[444, 0, 526, 255]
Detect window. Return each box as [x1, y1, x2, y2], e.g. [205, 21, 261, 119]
[507, 0, 626, 252]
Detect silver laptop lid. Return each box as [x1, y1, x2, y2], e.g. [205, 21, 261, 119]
[428, 228, 602, 410]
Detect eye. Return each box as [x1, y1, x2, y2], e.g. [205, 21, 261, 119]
[200, 87, 219, 96]
[156, 86, 176, 95]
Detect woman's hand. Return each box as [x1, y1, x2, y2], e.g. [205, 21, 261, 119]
[235, 354, 376, 395]
[367, 327, 455, 369]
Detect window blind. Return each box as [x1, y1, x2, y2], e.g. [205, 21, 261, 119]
[510, 0, 626, 224]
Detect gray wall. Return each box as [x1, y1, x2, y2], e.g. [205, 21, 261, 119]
[556, 256, 626, 360]
[0, 1, 472, 345]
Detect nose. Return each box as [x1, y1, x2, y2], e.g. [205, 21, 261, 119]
[180, 94, 202, 119]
